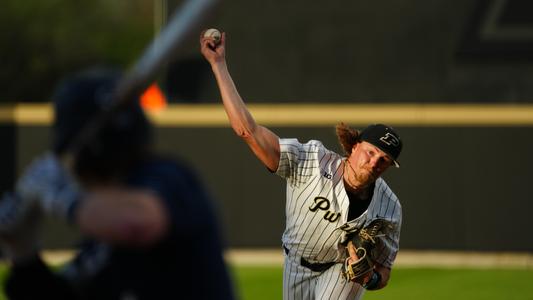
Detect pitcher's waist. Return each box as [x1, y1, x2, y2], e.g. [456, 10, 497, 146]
[283, 246, 338, 273]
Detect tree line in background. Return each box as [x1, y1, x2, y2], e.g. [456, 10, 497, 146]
[0, 0, 154, 102]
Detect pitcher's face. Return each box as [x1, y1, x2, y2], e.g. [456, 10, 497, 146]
[347, 141, 393, 185]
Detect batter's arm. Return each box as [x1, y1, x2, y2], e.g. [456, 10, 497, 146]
[200, 32, 280, 171]
[75, 187, 169, 246]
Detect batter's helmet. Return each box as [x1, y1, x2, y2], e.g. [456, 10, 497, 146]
[52, 67, 152, 180]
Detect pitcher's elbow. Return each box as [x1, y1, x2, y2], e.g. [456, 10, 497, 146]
[233, 125, 254, 139]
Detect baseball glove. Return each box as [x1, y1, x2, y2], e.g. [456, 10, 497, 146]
[341, 218, 394, 283]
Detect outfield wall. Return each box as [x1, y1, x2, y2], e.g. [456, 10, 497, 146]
[2, 103, 533, 252]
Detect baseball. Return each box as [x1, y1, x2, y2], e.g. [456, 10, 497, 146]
[204, 28, 221, 44]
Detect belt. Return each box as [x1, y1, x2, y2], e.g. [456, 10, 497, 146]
[283, 246, 336, 273]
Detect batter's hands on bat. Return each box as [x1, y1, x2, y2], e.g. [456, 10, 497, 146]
[15, 152, 82, 221]
[200, 30, 226, 65]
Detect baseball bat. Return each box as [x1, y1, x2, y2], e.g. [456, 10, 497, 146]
[64, 0, 219, 163]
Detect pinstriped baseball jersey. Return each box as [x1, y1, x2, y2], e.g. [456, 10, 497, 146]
[276, 138, 402, 300]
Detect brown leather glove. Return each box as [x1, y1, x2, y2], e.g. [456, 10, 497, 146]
[341, 219, 394, 284]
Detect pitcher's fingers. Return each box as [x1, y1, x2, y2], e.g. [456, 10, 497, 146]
[347, 241, 359, 263]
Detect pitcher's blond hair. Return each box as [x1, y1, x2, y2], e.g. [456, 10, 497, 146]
[335, 122, 361, 157]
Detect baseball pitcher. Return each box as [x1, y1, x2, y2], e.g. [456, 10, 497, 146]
[201, 30, 402, 300]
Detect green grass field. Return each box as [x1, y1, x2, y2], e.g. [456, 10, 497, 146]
[0, 264, 532, 299]
[232, 266, 533, 300]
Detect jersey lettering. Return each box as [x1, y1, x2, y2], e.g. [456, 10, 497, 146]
[323, 211, 341, 222]
[309, 197, 341, 223]
[309, 197, 330, 212]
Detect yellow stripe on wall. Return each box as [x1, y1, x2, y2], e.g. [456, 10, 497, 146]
[1, 103, 533, 126]
[149, 104, 533, 127]
[0, 104, 53, 125]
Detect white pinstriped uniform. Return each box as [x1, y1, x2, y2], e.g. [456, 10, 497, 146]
[276, 138, 402, 300]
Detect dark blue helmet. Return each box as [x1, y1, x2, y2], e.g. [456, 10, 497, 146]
[52, 67, 152, 180]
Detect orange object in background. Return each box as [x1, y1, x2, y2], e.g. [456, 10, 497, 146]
[140, 83, 167, 112]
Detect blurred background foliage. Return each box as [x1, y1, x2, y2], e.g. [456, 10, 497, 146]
[0, 0, 153, 102]
[2, 0, 533, 104]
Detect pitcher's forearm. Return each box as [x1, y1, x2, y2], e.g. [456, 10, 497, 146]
[211, 62, 258, 138]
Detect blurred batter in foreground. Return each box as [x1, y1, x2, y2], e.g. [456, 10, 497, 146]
[0, 69, 235, 299]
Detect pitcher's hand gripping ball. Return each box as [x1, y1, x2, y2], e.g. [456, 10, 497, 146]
[342, 219, 394, 284]
[203, 28, 221, 45]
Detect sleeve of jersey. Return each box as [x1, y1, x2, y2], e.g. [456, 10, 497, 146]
[366, 179, 403, 269]
[372, 206, 402, 269]
[275, 138, 323, 187]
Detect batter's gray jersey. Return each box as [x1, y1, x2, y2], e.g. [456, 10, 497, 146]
[276, 138, 402, 300]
